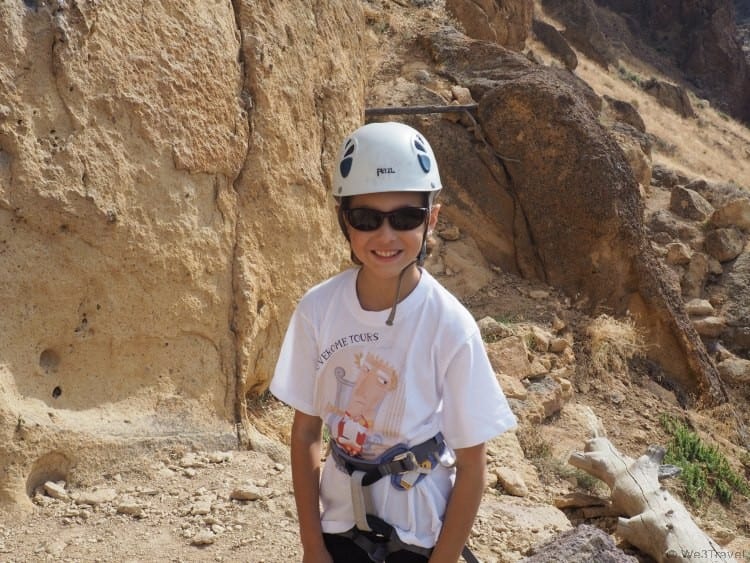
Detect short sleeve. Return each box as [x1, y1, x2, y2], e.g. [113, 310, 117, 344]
[440, 330, 517, 450]
[270, 305, 319, 416]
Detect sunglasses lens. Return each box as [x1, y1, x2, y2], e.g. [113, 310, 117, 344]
[346, 207, 428, 231]
[346, 208, 383, 231]
[389, 207, 427, 230]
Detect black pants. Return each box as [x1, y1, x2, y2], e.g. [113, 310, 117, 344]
[323, 533, 430, 563]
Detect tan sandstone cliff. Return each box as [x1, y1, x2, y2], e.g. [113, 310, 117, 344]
[0, 0, 364, 512]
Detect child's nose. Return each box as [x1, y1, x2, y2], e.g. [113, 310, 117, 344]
[373, 219, 397, 238]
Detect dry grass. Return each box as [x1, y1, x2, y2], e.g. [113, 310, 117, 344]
[579, 58, 750, 188]
[586, 314, 644, 376]
[245, 389, 295, 445]
[528, 3, 750, 191]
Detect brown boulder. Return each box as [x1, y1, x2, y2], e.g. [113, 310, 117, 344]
[608, 123, 652, 187]
[420, 28, 726, 405]
[648, 209, 702, 244]
[710, 198, 750, 231]
[669, 185, 715, 221]
[532, 19, 578, 70]
[521, 524, 639, 563]
[651, 164, 689, 189]
[724, 251, 750, 353]
[682, 252, 710, 299]
[540, 0, 617, 67]
[446, 0, 533, 50]
[704, 227, 746, 262]
[602, 96, 646, 133]
[642, 78, 697, 119]
[487, 337, 533, 379]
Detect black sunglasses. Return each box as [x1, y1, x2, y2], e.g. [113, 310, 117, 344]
[345, 206, 429, 232]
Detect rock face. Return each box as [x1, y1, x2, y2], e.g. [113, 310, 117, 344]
[446, 0, 533, 50]
[0, 0, 364, 512]
[562, 0, 750, 123]
[422, 28, 725, 405]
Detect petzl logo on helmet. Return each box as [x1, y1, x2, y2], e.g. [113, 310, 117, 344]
[376, 167, 396, 176]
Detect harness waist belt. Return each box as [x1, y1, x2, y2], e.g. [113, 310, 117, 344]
[330, 432, 445, 487]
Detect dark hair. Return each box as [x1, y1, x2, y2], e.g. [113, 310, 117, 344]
[336, 197, 362, 265]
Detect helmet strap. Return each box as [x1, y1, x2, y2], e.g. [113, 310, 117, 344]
[385, 259, 419, 326]
[386, 200, 431, 326]
[417, 217, 430, 266]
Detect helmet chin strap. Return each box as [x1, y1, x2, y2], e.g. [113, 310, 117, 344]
[385, 221, 430, 326]
[385, 259, 418, 326]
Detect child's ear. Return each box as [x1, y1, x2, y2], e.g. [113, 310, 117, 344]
[428, 203, 441, 229]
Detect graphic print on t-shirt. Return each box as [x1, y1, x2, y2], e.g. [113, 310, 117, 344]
[323, 349, 405, 459]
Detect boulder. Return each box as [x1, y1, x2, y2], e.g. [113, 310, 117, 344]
[704, 227, 746, 262]
[682, 253, 709, 299]
[74, 488, 117, 506]
[520, 524, 639, 563]
[710, 198, 750, 231]
[418, 25, 726, 405]
[487, 336, 532, 379]
[529, 326, 553, 353]
[540, 0, 616, 67]
[648, 209, 702, 243]
[724, 251, 750, 352]
[642, 78, 697, 118]
[497, 372, 529, 400]
[692, 316, 727, 338]
[532, 19, 578, 70]
[651, 164, 687, 189]
[478, 316, 515, 341]
[669, 186, 715, 221]
[495, 467, 529, 497]
[526, 375, 573, 420]
[603, 96, 646, 133]
[717, 358, 750, 384]
[665, 242, 692, 265]
[685, 299, 715, 317]
[608, 123, 652, 187]
[446, 0, 532, 50]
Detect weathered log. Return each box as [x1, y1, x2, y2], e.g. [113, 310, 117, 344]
[568, 437, 736, 563]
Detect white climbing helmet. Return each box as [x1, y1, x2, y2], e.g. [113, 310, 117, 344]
[333, 121, 442, 199]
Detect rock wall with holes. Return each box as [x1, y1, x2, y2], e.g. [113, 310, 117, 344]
[0, 0, 364, 512]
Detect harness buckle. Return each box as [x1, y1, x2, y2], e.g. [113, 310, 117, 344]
[394, 454, 435, 489]
[390, 450, 419, 473]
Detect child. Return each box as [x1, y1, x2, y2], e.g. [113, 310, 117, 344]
[270, 121, 517, 563]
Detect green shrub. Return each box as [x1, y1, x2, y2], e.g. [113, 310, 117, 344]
[659, 414, 750, 506]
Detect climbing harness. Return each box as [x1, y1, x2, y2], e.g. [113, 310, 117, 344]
[330, 433, 480, 563]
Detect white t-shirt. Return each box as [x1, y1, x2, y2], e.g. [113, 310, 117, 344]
[271, 268, 517, 548]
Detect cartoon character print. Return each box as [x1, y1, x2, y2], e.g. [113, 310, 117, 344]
[326, 352, 399, 457]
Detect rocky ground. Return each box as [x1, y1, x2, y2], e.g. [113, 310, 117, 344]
[1, 258, 748, 562]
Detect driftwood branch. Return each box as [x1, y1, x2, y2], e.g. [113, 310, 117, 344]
[569, 437, 736, 563]
[364, 104, 478, 116]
